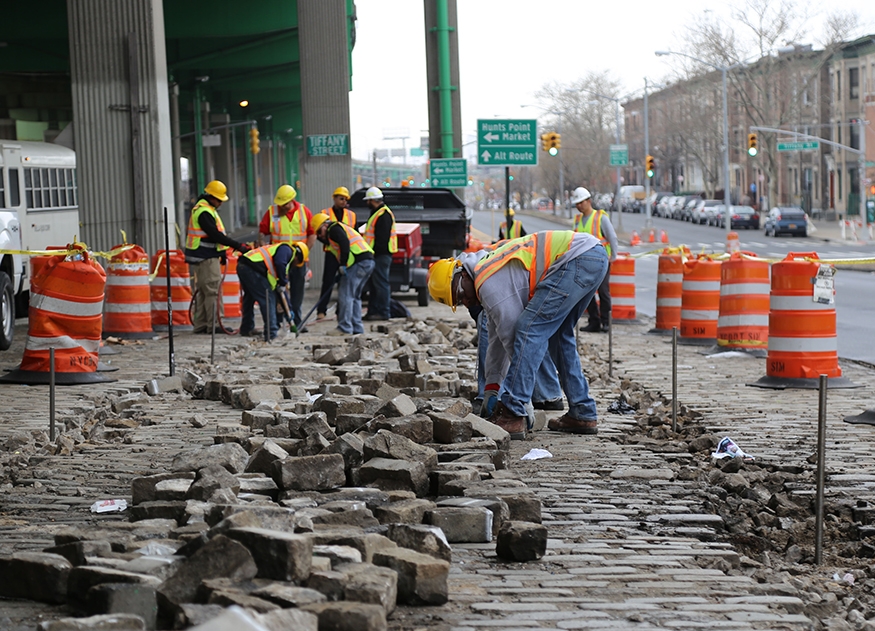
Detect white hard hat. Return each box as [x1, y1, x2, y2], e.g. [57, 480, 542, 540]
[365, 186, 384, 200]
[570, 187, 592, 205]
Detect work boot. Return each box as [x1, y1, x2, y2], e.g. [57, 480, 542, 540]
[600, 323, 610, 333]
[547, 413, 598, 435]
[580, 320, 601, 332]
[533, 398, 564, 411]
[488, 402, 526, 440]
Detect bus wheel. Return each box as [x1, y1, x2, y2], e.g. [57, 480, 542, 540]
[0, 272, 14, 351]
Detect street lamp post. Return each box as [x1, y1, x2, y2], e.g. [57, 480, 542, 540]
[644, 78, 651, 228]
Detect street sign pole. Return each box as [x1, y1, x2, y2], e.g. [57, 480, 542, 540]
[505, 167, 511, 239]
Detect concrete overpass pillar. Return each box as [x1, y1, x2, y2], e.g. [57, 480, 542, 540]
[67, 0, 176, 252]
[298, 0, 353, 288]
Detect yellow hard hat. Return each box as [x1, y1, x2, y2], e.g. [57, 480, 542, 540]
[427, 258, 462, 312]
[507, 209, 515, 216]
[274, 184, 297, 206]
[333, 186, 350, 199]
[292, 242, 309, 266]
[204, 180, 229, 202]
[310, 213, 331, 233]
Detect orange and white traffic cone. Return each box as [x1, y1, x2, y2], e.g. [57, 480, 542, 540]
[725, 231, 740, 253]
[660, 229, 669, 244]
[630, 231, 641, 246]
[648, 229, 656, 243]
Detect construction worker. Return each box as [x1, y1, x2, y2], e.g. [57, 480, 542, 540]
[498, 209, 525, 241]
[257, 185, 315, 329]
[572, 186, 618, 332]
[361, 187, 396, 321]
[185, 180, 251, 334]
[238, 242, 308, 340]
[312, 213, 375, 335]
[427, 231, 608, 439]
[315, 186, 356, 320]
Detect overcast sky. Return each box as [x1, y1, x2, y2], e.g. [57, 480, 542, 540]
[348, 0, 875, 162]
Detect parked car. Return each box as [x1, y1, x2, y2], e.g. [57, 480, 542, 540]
[690, 199, 722, 225]
[709, 205, 727, 227]
[656, 195, 674, 218]
[651, 192, 673, 216]
[764, 206, 808, 237]
[728, 205, 760, 230]
[681, 197, 701, 222]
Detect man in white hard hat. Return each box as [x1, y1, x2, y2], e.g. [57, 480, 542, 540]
[572, 186, 618, 332]
[361, 187, 397, 321]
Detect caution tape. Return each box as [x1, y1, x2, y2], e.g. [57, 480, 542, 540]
[148, 252, 166, 282]
[626, 245, 875, 266]
[0, 243, 136, 260]
[716, 338, 768, 348]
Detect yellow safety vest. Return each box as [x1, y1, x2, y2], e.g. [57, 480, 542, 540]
[474, 231, 575, 298]
[185, 199, 228, 252]
[242, 243, 290, 290]
[575, 210, 611, 258]
[362, 205, 398, 253]
[321, 206, 356, 227]
[500, 220, 523, 239]
[325, 222, 374, 267]
[268, 203, 309, 244]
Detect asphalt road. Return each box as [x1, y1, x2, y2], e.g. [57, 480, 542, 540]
[471, 208, 875, 366]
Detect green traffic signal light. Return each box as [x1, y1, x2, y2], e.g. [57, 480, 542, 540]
[647, 168, 654, 178]
[548, 147, 558, 156]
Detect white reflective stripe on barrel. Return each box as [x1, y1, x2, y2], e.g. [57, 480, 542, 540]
[683, 280, 721, 291]
[612, 297, 635, 306]
[768, 336, 837, 352]
[223, 295, 240, 304]
[224, 274, 239, 282]
[681, 309, 719, 320]
[153, 276, 189, 286]
[611, 278, 635, 284]
[106, 275, 150, 286]
[151, 300, 190, 310]
[657, 298, 682, 307]
[105, 303, 151, 313]
[720, 282, 770, 295]
[31, 292, 104, 317]
[108, 262, 149, 272]
[25, 335, 100, 353]
[717, 314, 769, 327]
[658, 273, 683, 283]
[770, 295, 834, 311]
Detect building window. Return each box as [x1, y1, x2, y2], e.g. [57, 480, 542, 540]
[838, 169, 842, 199]
[0, 168, 5, 208]
[836, 71, 841, 101]
[850, 67, 859, 100]
[24, 167, 77, 211]
[850, 122, 860, 150]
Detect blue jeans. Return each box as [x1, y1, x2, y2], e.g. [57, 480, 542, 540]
[337, 258, 375, 334]
[367, 254, 392, 318]
[500, 246, 609, 419]
[288, 261, 306, 325]
[238, 263, 278, 339]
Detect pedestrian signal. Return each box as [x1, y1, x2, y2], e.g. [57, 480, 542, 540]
[748, 133, 758, 157]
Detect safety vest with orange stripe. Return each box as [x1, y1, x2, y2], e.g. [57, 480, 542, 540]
[185, 200, 228, 259]
[500, 220, 523, 239]
[322, 206, 357, 227]
[325, 222, 374, 267]
[242, 243, 290, 290]
[474, 231, 575, 299]
[267, 203, 309, 244]
[574, 209, 612, 258]
[362, 205, 398, 253]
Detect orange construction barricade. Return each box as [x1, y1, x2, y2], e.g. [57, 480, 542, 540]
[103, 244, 154, 338]
[716, 252, 769, 354]
[150, 249, 192, 331]
[725, 231, 740, 253]
[751, 252, 856, 389]
[221, 252, 242, 319]
[650, 249, 684, 334]
[609, 253, 637, 322]
[680, 255, 721, 344]
[0, 244, 114, 385]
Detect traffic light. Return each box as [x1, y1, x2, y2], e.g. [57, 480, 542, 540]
[747, 133, 758, 156]
[645, 155, 655, 178]
[541, 133, 550, 152]
[249, 127, 260, 154]
[548, 132, 561, 156]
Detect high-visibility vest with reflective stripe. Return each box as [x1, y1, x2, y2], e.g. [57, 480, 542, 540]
[362, 205, 398, 253]
[243, 243, 287, 290]
[268, 203, 309, 244]
[321, 206, 356, 227]
[575, 210, 611, 257]
[500, 220, 523, 239]
[185, 200, 228, 252]
[474, 231, 575, 299]
[325, 222, 374, 267]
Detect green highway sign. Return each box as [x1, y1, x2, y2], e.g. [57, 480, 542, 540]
[777, 140, 819, 152]
[609, 144, 628, 166]
[477, 119, 538, 166]
[306, 134, 349, 157]
[429, 158, 468, 188]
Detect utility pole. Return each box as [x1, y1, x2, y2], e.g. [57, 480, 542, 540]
[644, 78, 651, 228]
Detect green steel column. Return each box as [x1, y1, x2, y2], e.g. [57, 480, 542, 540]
[435, 0, 455, 158]
[273, 134, 280, 187]
[194, 84, 205, 193]
[285, 139, 293, 185]
[246, 126, 256, 225]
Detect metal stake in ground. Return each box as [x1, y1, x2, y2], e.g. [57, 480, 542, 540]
[49, 347, 55, 441]
[264, 288, 271, 343]
[672, 327, 678, 433]
[815, 373, 828, 564]
[163, 207, 175, 376]
[608, 312, 613, 377]
[298, 275, 341, 337]
[210, 298, 216, 364]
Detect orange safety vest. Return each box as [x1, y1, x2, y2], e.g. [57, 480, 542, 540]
[575, 209, 611, 257]
[322, 206, 356, 227]
[242, 243, 288, 290]
[474, 231, 575, 298]
[185, 199, 228, 252]
[362, 205, 398, 253]
[267, 203, 309, 244]
[325, 222, 374, 267]
[500, 219, 523, 239]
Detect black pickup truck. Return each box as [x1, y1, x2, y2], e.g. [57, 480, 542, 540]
[349, 187, 470, 258]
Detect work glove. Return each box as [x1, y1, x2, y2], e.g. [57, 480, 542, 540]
[480, 384, 499, 417]
[238, 243, 252, 254]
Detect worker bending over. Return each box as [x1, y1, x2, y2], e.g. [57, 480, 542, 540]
[237, 242, 308, 341]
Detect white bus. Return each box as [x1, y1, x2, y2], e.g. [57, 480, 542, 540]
[0, 140, 81, 349]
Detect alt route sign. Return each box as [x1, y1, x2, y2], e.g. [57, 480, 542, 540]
[477, 119, 538, 166]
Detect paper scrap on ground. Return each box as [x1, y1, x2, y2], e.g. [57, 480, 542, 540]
[521, 448, 553, 461]
[706, 351, 750, 359]
[90, 499, 127, 513]
[711, 437, 754, 460]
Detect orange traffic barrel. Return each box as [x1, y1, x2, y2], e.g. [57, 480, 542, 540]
[725, 231, 740, 253]
[650, 249, 684, 335]
[609, 253, 637, 322]
[0, 244, 115, 385]
[750, 252, 857, 389]
[150, 250, 192, 331]
[715, 253, 769, 355]
[103, 244, 154, 339]
[221, 252, 242, 318]
[680, 255, 721, 345]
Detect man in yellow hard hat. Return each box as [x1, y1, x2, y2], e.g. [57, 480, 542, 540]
[361, 187, 397, 321]
[258, 185, 315, 329]
[238, 242, 308, 340]
[315, 186, 356, 320]
[311, 212, 374, 335]
[498, 208, 525, 241]
[185, 180, 251, 334]
[427, 230, 608, 439]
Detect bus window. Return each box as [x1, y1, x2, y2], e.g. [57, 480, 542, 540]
[9, 168, 20, 208]
[0, 167, 5, 208]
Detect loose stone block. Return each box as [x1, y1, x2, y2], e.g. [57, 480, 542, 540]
[153, 478, 193, 501]
[241, 410, 276, 430]
[272, 454, 346, 492]
[339, 562, 398, 615]
[171, 443, 249, 475]
[359, 458, 429, 497]
[321, 433, 365, 484]
[429, 412, 473, 444]
[264, 424, 291, 438]
[206, 588, 279, 612]
[386, 524, 452, 562]
[85, 583, 158, 630]
[325, 533, 398, 564]
[372, 548, 449, 605]
[37, 614, 146, 631]
[436, 496, 509, 537]
[129, 501, 187, 526]
[373, 499, 435, 525]
[363, 430, 437, 470]
[464, 413, 510, 451]
[425, 506, 493, 543]
[252, 583, 327, 608]
[158, 535, 257, 604]
[313, 544, 363, 568]
[302, 601, 388, 631]
[293, 414, 338, 441]
[307, 570, 347, 601]
[334, 414, 371, 435]
[495, 520, 548, 561]
[0, 551, 72, 603]
[131, 472, 196, 505]
[238, 384, 285, 409]
[67, 567, 162, 605]
[225, 527, 313, 582]
[370, 415, 434, 443]
[186, 465, 240, 502]
[385, 372, 416, 389]
[44, 541, 112, 568]
[314, 396, 366, 421]
[376, 394, 418, 418]
[431, 468, 480, 496]
[256, 609, 319, 631]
